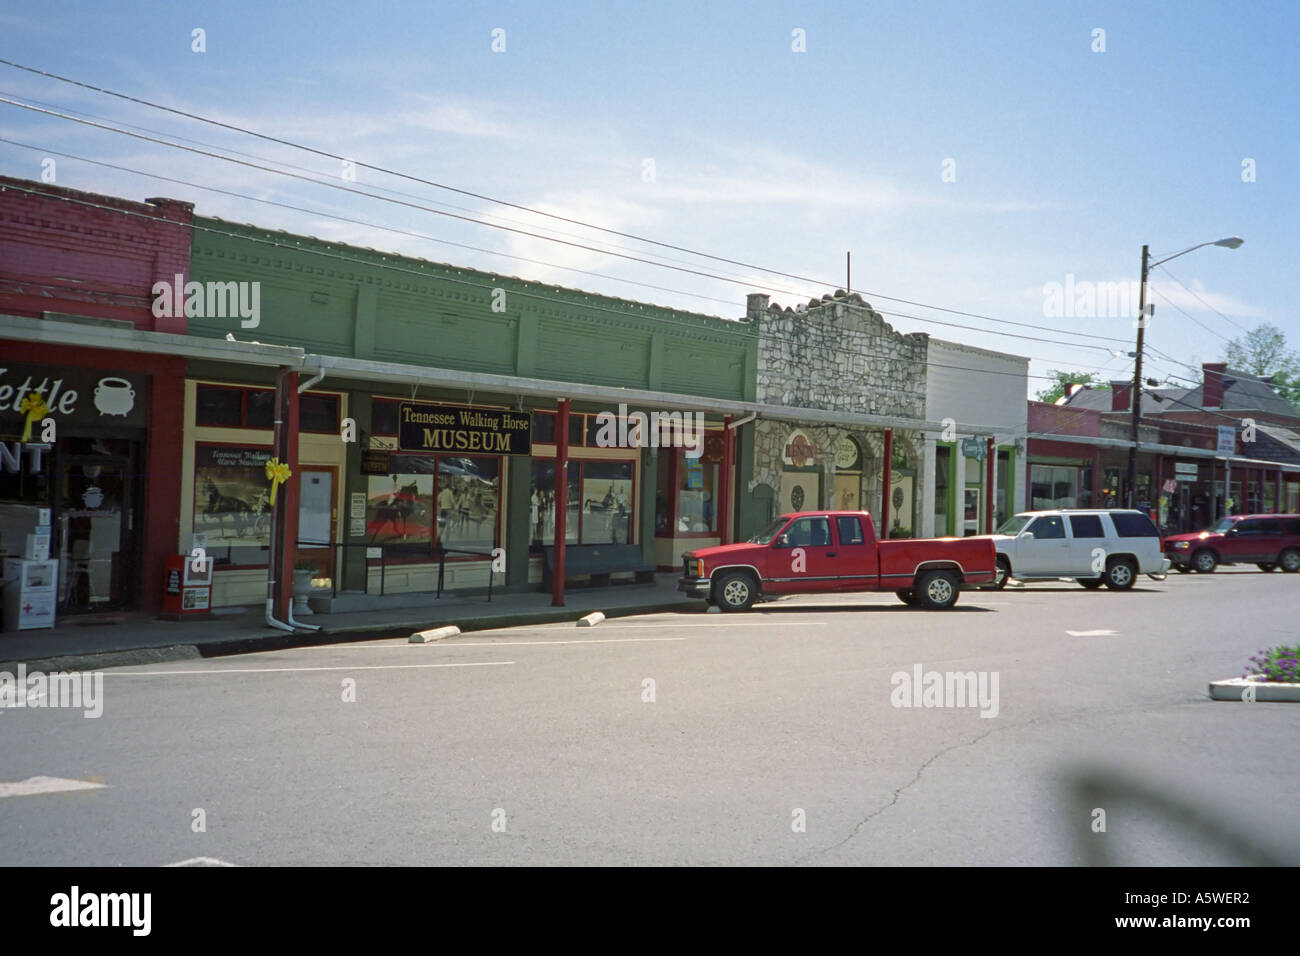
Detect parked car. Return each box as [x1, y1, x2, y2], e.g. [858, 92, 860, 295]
[678, 510, 996, 611]
[984, 509, 1169, 590]
[1164, 514, 1300, 573]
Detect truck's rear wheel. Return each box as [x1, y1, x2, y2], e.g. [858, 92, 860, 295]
[982, 556, 1010, 590]
[916, 570, 960, 610]
[713, 571, 757, 612]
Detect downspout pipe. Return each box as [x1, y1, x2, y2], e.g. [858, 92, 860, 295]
[266, 365, 298, 633]
[298, 368, 325, 393]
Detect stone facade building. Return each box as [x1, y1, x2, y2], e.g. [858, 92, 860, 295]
[743, 290, 930, 538]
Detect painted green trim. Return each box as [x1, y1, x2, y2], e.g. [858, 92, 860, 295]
[945, 441, 959, 536]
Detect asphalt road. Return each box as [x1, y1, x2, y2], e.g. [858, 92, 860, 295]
[3, 568, 1297, 866]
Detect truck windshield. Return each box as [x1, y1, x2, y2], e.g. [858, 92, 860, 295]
[748, 517, 789, 544]
[997, 515, 1033, 535]
[1210, 517, 1236, 533]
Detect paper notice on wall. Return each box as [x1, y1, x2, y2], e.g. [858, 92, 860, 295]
[350, 493, 366, 519]
[349, 517, 365, 536]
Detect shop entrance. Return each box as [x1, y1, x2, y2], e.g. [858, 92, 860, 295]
[56, 442, 139, 611]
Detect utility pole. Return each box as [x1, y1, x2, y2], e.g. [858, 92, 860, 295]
[1126, 244, 1150, 509]
[846, 251, 851, 294]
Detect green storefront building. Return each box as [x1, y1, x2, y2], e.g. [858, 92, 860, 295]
[181, 216, 759, 606]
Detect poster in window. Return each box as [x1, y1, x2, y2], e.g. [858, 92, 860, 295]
[367, 473, 434, 545]
[581, 463, 633, 544]
[193, 445, 273, 547]
[436, 457, 500, 552]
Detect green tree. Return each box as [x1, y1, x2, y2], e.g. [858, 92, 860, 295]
[1223, 323, 1300, 404]
[1036, 370, 1110, 404]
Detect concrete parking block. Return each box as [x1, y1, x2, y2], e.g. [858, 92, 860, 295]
[409, 626, 461, 643]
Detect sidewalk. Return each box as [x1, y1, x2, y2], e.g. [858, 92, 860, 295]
[0, 575, 701, 671]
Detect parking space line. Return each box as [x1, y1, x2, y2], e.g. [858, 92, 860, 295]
[286, 635, 688, 649]
[0, 776, 108, 799]
[106, 661, 515, 676]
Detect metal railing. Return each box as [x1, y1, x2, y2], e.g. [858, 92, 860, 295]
[294, 540, 499, 601]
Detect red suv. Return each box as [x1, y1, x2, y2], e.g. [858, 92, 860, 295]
[1164, 514, 1300, 573]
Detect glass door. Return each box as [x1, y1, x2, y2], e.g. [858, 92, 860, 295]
[58, 457, 132, 611]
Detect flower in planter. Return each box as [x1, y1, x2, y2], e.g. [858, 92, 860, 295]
[1243, 644, 1300, 683]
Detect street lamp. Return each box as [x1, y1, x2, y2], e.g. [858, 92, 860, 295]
[1126, 237, 1244, 508]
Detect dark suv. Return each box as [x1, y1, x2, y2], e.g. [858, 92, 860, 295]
[1164, 514, 1300, 573]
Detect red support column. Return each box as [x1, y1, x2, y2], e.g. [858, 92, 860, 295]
[552, 398, 569, 607]
[880, 429, 893, 535]
[1278, 470, 1284, 513]
[279, 372, 301, 620]
[985, 437, 995, 533]
[720, 416, 734, 544]
[1092, 447, 1103, 507]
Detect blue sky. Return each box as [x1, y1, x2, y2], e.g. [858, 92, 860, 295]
[2, 0, 1295, 395]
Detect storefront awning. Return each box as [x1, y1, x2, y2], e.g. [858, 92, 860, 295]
[3, 314, 1024, 438]
[1027, 430, 1300, 471]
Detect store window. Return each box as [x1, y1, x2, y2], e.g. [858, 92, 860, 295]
[367, 454, 501, 556]
[529, 459, 634, 546]
[195, 384, 339, 432]
[530, 460, 578, 545]
[532, 411, 584, 447]
[677, 456, 717, 534]
[1030, 465, 1078, 510]
[300, 393, 340, 433]
[372, 399, 399, 436]
[934, 445, 951, 535]
[196, 385, 244, 427]
[652, 430, 728, 538]
[246, 390, 275, 428]
[580, 461, 634, 544]
[192, 443, 273, 567]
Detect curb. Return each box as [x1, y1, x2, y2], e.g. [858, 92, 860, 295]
[0, 599, 705, 670]
[1208, 677, 1300, 702]
[0, 644, 203, 673]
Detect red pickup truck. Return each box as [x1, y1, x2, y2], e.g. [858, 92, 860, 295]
[679, 510, 997, 611]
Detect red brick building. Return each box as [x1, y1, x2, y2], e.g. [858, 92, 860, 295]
[0, 176, 193, 614]
[1026, 362, 1300, 533]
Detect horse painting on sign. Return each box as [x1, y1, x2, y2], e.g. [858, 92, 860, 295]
[203, 478, 252, 537]
[369, 480, 430, 542]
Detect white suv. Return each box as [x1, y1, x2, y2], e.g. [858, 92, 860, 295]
[985, 509, 1170, 590]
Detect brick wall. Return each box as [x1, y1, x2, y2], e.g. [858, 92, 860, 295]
[0, 176, 193, 332]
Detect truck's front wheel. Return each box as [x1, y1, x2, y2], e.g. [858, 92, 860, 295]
[713, 571, 757, 612]
[916, 570, 960, 610]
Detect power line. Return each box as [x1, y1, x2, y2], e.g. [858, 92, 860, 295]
[1146, 282, 1233, 343]
[0, 137, 742, 308]
[1155, 265, 1252, 335]
[0, 65, 1133, 347]
[0, 175, 1128, 390]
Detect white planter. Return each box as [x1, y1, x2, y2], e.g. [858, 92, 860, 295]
[292, 569, 317, 616]
[1208, 676, 1300, 702]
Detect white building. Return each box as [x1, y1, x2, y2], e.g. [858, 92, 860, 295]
[921, 340, 1028, 537]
